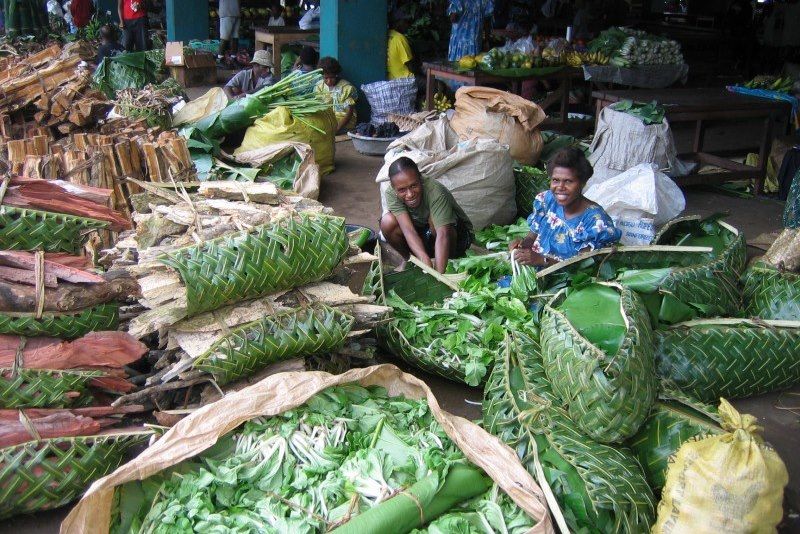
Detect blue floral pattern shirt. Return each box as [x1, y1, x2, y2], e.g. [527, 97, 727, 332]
[526, 191, 621, 260]
[447, 0, 494, 61]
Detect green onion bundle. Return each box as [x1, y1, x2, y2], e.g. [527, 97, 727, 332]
[191, 69, 331, 140]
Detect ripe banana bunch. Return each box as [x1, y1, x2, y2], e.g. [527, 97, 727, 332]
[433, 92, 452, 112]
[584, 51, 610, 66]
[564, 52, 583, 67]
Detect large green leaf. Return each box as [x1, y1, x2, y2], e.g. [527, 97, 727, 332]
[558, 284, 625, 356]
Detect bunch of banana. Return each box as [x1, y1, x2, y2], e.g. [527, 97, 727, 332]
[564, 51, 583, 67]
[584, 51, 610, 66]
[433, 92, 452, 112]
[457, 55, 478, 70]
[744, 75, 794, 93]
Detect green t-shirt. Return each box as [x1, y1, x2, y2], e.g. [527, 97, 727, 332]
[385, 176, 474, 236]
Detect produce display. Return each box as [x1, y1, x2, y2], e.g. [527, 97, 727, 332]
[740, 75, 795, 93]
[109, 385, 537, 533]
[589, 27, 684, 67]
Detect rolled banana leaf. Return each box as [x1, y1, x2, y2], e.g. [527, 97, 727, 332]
[655, 318, 800, 402]
[653, 214, 746, 277]
[627, 385, 722, 490]
[192, 304, 354, 385]
[541, 283, 656, 443]
[484, 332, 656, 534]
[536, 245, 741, 325]
[742, 263, 800, 321]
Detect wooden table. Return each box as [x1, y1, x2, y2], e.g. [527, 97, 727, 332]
[592, 88, 792, 194]
[253, 26, 319, 80]
[423, 61, 583, 131]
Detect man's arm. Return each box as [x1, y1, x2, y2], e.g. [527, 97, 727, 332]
[433, 224, 455, 273]
[118, 0, 124, 28]
[395, 211, 433, 268]
[224, 71, 244, 99]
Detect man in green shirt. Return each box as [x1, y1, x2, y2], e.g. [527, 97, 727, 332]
[380, 157, 474, 273]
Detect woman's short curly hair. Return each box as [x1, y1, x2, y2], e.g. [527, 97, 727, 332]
[546, 146, 593, 184]
[317, 56, 342, 76]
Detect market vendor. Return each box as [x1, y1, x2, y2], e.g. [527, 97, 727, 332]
[224, 50, 275, 100]
[510, 147, 621, 267]
[380, 157, 474, 273]
[314, 56, 357, 133]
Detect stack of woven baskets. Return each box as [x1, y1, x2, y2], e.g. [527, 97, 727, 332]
[0, 180, 153, 520]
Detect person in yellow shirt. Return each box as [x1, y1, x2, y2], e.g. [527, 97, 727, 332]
[387, 11, 415, 80]
[314, 56, 357, 133]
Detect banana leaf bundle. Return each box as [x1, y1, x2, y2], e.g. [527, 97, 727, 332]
[0, 368, 103, 409]
[627, 385, 722, 490]
[143, 212, 348, 320]
[655, 318, 800, 402]
[541, 283, 656, 443]
[484, 332, 656, 533]
[0, 430, 152, 519]
[743, 263, 800, 321]
[538, 243, 742, 325]
[192, 304, 354, 384]
[187, 69, 328, 142]
[653, 215, 746, 277]
[514, 164, 549, 218]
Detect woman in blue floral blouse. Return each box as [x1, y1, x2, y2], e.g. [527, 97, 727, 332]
[510, 147, 621, 267]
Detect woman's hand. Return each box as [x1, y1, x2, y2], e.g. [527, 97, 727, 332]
[509, 238, 522, 251]
[513, 248, 546, 266]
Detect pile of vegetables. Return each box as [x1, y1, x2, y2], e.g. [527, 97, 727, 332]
[589, 27, 684, 67]
[110, 385, 536, 533]
[740, 75, 795, 93]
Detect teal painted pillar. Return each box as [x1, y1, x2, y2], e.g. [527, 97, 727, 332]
[320, 0, 387, 122]
[166, 0, 209, 42]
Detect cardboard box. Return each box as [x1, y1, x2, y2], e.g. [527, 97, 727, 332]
[165, 41, 217, 87]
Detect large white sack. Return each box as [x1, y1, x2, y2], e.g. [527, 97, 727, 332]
[375, 117, 515, 230]
[584, 163, 686, 245]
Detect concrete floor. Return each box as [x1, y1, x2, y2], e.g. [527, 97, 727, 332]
[8, 92, 800, 531]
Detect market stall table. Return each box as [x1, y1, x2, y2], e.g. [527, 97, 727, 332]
[592, 88, 792, 194]
[253, 26, 319, 80]
[423, 61, 583, 131]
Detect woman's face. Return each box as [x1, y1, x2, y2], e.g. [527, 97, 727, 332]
[549, 166, 583, 208]
[323, 73, 338, 88]
[391, 169, 423, 209]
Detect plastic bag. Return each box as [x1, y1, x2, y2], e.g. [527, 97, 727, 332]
[234, 106, 337, 176]
[298, 6, 320, 29]
[653, 399, 788, 534]
[172, 87, 228, 127]
[583, 163, 685, 245]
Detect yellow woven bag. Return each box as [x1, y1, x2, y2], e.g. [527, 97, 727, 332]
[653, 399, 788, 534]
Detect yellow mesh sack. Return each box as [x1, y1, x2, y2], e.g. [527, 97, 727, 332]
[653, 399, 788, 534]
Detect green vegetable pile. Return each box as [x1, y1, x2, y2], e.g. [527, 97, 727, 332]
[111, 385, 535, 534]
[589, 27, 684, 67]
[611, 100, 665, 125]
[474, 219, 530, 251]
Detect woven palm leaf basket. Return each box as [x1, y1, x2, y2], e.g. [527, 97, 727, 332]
[0, 368, 103, 409]
[193, 303, 354, 385]
[158, 213, 349, 318]
[484, 332, 656, 534]
[0, 303, 119, 339]
[627, 384, 722, 490]
[362, 245, 475, 384]
[537, 244, 741, 322]
[0, 206, 109, 254]
[0, 430, 152, 519]
[540, 283, 656, 444]
[742, 262, 800, 321]
[655, 318, 800, 402]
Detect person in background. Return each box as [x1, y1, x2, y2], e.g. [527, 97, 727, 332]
[572, 0, 592, 41]
[510, 147, 620, 267]
[268, 1, 285, 26]
[69, 0, 92, 30]
[224, 49, 275, 99]
[381, 157, 474, 273]
[117, 0, 148, 52]
[95, 24, 124, 65]
[447, 0, 494, 61]
[293, 45, 319, 73]
[217, 0, 240, 67]
[314, 56, 357, 133]
[387, 9, 414, 79]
